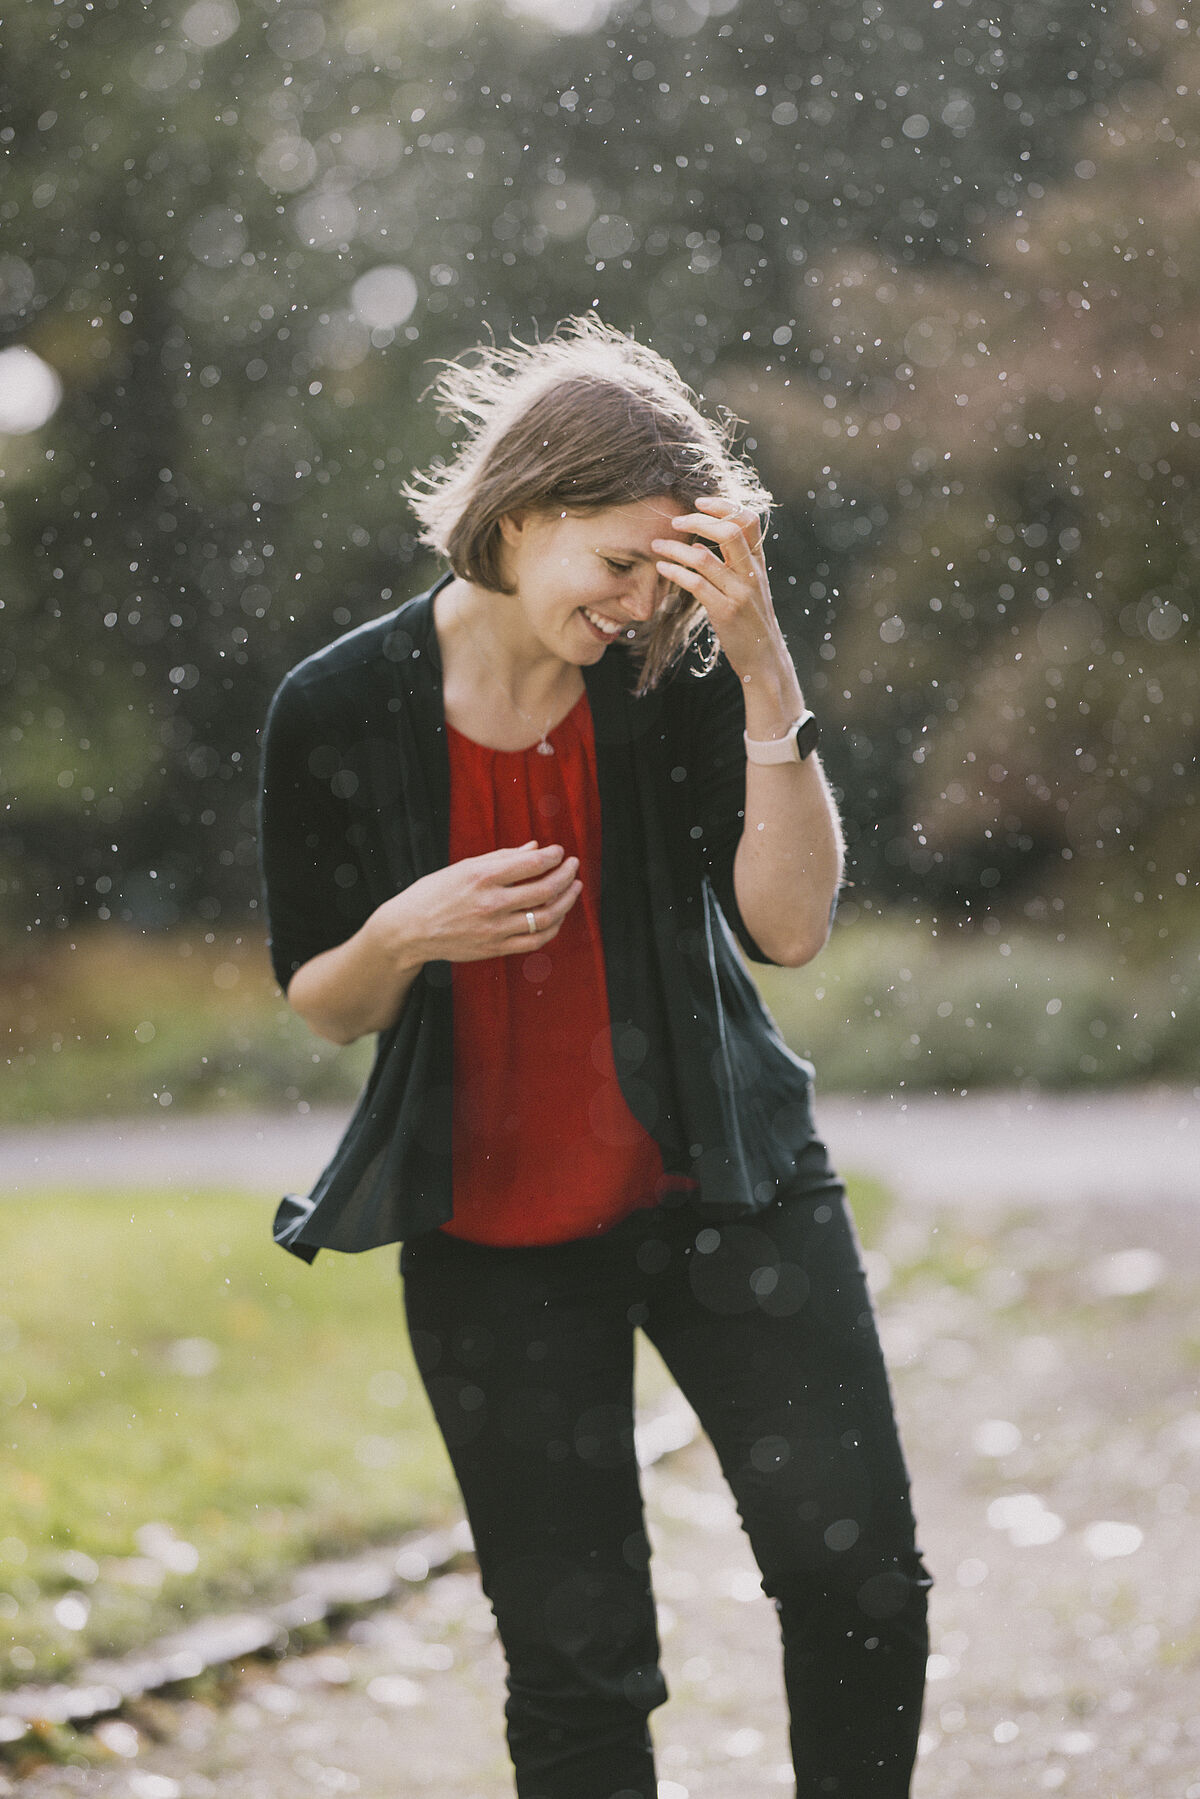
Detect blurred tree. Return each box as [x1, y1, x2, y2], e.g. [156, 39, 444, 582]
[737, 4, 1198, 943]
[0, 0, 1178, 938]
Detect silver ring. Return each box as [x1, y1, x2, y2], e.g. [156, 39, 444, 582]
[525, 910, 537, 936]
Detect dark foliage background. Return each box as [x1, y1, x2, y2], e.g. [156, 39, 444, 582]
[2, 0, 1195, 963]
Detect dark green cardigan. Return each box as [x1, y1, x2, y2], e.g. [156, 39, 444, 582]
[259, 579, 816, 1260]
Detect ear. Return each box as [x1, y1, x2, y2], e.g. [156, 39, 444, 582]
[498, 511, 528, 546]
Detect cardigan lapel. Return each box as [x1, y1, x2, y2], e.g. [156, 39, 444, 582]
[375, 580, 453, 886]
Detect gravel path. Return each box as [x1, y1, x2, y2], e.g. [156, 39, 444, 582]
[5, 1094, 1198, 1795]
[5, 1086, 1198, 1210]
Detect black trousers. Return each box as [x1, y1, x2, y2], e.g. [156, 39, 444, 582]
[401, 1139, 931, 1799]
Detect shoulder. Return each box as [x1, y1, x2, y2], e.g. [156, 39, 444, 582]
[283, 586, 439, 695]
[270, 584, 443, 726]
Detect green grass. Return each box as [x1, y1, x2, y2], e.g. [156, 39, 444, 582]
[0, 1188, 453, 1687]
[0, 1176, 891, 1690]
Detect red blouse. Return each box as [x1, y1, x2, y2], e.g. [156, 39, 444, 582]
[442, 693, 673, 1246]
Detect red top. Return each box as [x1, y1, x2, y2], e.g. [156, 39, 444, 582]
[443, 693, 676, 1246]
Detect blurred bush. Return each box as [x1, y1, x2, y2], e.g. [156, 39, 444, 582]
[760, 906, 1200, 1094]
[6, 916, 1195, 1126]
[2, 928, 370, 1126]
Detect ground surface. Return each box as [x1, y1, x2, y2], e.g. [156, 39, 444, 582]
[5, 1086, 1198, 1210]
[4, 1092, 1199, 1797]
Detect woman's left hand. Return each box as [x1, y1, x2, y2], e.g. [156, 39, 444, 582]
[651, 495, 793, 688]
[654, 496, 842, 969]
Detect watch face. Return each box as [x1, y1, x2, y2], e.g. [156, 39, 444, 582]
[796, 713, 820, 759]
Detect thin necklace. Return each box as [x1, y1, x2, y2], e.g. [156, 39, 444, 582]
[455, 589, 564, 756]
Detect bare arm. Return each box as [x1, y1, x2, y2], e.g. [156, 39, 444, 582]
[653, 499, 843, 967]
[287, 841, 582, 1044]
[735, 657, 844, 966]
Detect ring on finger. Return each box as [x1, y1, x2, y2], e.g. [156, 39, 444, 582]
[525, 910, 537, 936]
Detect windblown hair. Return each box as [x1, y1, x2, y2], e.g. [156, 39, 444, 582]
[403, 316, 772, 691]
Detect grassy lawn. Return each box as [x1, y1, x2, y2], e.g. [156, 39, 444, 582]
[0, 1189, 452, 1688]
[0, 1177, 891, 1691]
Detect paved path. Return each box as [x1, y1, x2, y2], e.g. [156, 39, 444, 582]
[5, 1090, 1198, 1797]
[5, 1087, 1197, 1208]
[13, 1183, 1199, 1798]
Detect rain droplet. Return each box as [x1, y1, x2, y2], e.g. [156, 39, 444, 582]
[973, 1419, 1022, 1457]
[366, 1673, 423, 1707]
[164, 1336, 219, 1376]
[986, 1494, 1064, 1545]
[1082, 1521, 1143, 1561]
[350, 266, 418, 330]
[1087, 1249, 1165, 1297]
[53, 1592, 91, 1631]
[0, 344, 63, 433]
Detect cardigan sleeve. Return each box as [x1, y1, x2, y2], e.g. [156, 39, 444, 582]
[684, 655, 777, 966]
[258, 672, 376, 991]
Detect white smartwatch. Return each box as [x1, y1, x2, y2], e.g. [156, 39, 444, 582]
[744, 710, 820, 765]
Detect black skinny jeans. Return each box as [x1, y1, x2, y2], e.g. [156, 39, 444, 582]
[401, 1139, 931, 1799]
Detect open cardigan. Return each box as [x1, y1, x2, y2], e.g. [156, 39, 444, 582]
[259, 578, 817, 1261]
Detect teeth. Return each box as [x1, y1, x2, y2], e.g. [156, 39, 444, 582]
[584, 608, 621, 637]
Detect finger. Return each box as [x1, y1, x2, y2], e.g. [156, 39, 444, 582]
[505, 857, 581, 910]
[653, 555, 731, 614]
[666, 511, 762, 573]
[661, 528, 758, 586]
[652, 537, 733, 582]
[498, 879, 582, 950]
[682, 497, 764, 545]
[487, 842, 565, 883]
[523, 877, 582, 931]
[691, 494, 764, 530]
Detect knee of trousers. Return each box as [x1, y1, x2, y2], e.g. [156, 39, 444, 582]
[487, 1555, 668, 1718]
[767, 1549, 933, 1637]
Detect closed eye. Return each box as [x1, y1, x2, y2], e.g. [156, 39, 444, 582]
[602, 557, 635, 574]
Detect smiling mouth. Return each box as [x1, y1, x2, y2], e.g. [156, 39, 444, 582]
[582, 607, 622, 639]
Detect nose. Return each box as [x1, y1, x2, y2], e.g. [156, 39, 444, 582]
[619, 572, 666, 623]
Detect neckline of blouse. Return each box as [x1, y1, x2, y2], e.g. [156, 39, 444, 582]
[444, 689, 589, 757]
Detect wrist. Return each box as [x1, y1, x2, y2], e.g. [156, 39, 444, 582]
[740, 667, 806, 739]
[370, 889, 428, 976]
[744, 708, 819, 764]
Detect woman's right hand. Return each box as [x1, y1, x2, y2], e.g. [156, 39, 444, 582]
[285, 843, 581, 1044]
[378, 841, 582, 967]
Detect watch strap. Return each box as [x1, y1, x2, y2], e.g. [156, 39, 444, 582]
[744, 710, 819, 765]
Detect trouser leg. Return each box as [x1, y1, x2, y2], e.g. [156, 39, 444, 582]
[642, 1144, 931, 1797]
[401, 1230, 664, 1799]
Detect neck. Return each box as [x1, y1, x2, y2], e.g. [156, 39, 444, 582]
[444, 578, 577, 707]
[435, 578, 583, 753]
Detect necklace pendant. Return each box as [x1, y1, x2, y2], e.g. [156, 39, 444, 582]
[536, 738, 555, 757]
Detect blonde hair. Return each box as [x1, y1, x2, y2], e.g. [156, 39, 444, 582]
[403, 316, 772, 691]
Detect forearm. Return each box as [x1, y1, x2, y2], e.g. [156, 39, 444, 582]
[284, 842, 582, 1044]
[732, 646, 844, 966]
[287, 901, 424, 1045]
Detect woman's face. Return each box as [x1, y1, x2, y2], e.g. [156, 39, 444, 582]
[496, 496, 685, 665]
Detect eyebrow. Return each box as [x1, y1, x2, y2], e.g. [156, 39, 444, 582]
[597, 540, 688, 561]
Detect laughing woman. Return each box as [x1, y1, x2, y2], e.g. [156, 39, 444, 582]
[259, 318, 931, 1799]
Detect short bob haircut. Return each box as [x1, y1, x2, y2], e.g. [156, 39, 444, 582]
[403, 316, 773, 692]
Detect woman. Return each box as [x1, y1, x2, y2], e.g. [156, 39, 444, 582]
[259, 318, 930, 1798]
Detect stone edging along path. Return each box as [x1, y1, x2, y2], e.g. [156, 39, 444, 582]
[0, 1401, 698, 1759]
